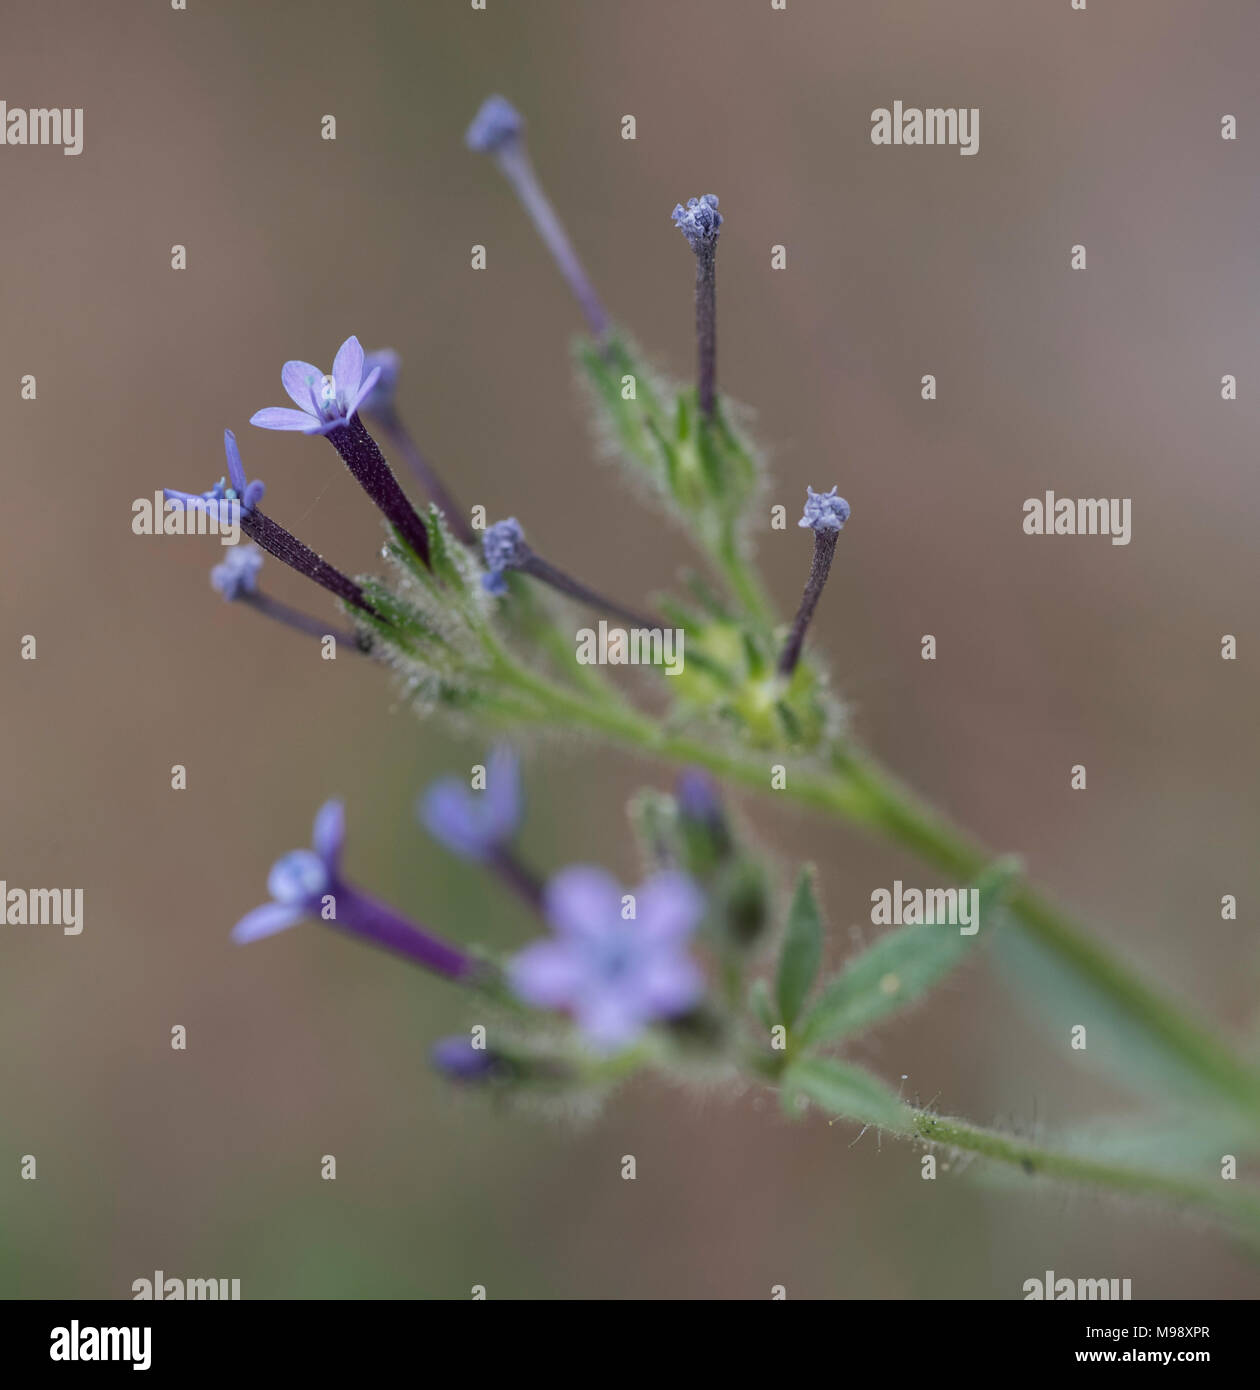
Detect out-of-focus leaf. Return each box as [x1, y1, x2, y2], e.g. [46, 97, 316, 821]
[748, 977, 776, 1034]
[776, 865, 822, 1027]
[990, 924, 1238, 1111]
[781, 1056, 913, 1134]
[798, 857, 1020, 1048]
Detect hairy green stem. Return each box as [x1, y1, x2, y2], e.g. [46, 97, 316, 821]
[911, 1110, 1260, 1233]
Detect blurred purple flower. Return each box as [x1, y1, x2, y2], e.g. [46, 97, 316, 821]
[430, 1035, 500, 1082]
[231, 800, 474, 979]
[210, 542, 264, 600]
[481, 517, 527, 594]
[465, 95, 524, 154]
[676, 769, 721, 823]
[360, 348, 401, 416]
[250, 335, 382, 436]
[232, 800, 345, 943]
[420, 746, 522, 862]
[465, 95, 609, 339]
[509, 867, 705, 1051]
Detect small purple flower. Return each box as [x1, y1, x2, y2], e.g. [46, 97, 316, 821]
[250, 335, 382, 436]
[509, 867, 706, 1051]
[420, 746, 522, 862]
[231, 801, 475, 978]
[360, 349, 401, 415]
[799, 485, 850, 533]
[465, 95, 524, 153]
[211, 542, 264, 600]
[481, 517, 527, 594]
[232, 800, 345, 943]
[165, 429, 265, 515]
[676, 769, 721, 822]
[671, 195, 722, 251]
[430, 1035, 500, 1082]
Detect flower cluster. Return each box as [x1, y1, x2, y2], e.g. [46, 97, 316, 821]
[151, 85, 1260, 1239]
[161, 95, 856, 1098]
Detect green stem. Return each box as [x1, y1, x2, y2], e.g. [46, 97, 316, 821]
[912, 1110, 1260, 1233]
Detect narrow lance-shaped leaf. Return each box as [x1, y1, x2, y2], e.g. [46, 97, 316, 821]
[798, 857, 1021, 1049]
[776, 864, 823, 1027]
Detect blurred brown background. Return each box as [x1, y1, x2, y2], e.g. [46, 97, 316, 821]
[1, 0, 1257, 1298]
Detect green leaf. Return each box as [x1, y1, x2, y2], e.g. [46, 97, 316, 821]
[423, 504, 465, 590]
[781, 1056, 913, 1134]
[748, 978, 776, 1034]
[776, 865, 823, 1027]
[990, 924, 1231, 1111]
[739, 629, 767, 679]
[1053, 1113, 1260, 1173]
[798, 857, 1019, 1048]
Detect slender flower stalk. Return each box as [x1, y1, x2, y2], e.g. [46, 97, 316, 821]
[466, 95, 610, 340]
[232, 801, 482, 982]
[486, 845, 545, 911]
[166, 431, 377, 616]
[240, 593, 367, 652]
[325, 415, 433, 568]
[210, 544, 366, 650]
[361, 349, 476, 547]
[671, 195, 722, 419]
[481, 517, 662, 629]
[777, 486, 850, 676]
[239, 508, 376, 615]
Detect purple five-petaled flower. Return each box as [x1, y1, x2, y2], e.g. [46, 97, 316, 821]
[211, 542, 264, 600]
[359, 349, 401, 415]
[419, 745, 522, 862]
[509, 867, 706, 1051]
[165, 429, 265, 515]
[250, 335, 383, 436]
